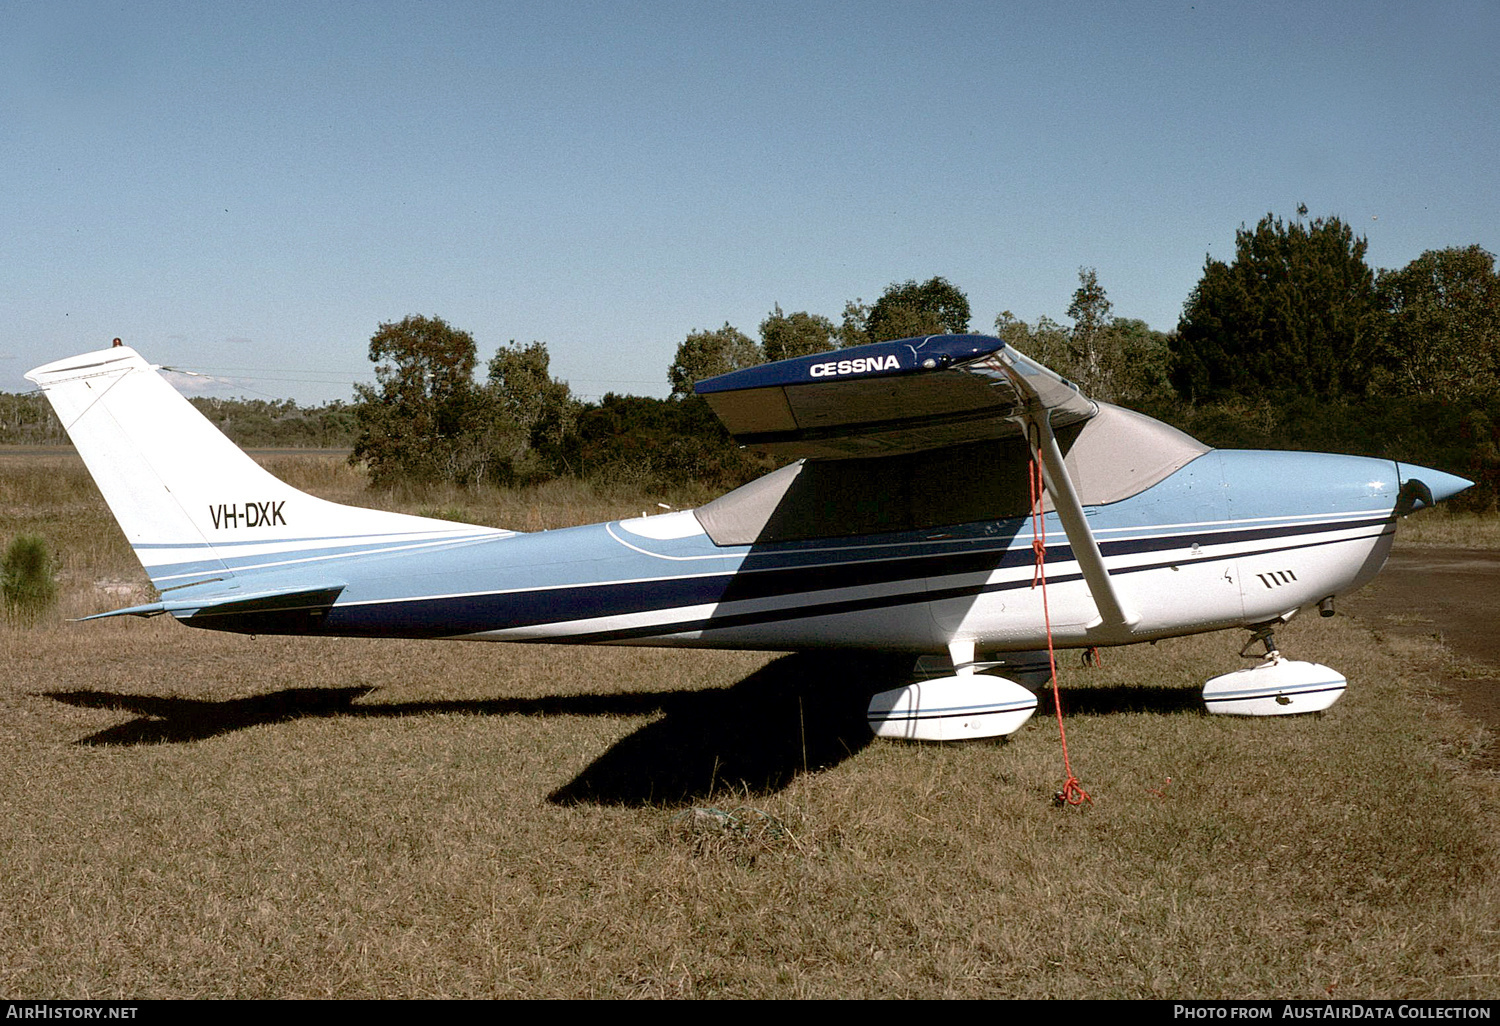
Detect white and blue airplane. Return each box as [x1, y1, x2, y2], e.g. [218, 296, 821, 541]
[26, 335, 1471, 741]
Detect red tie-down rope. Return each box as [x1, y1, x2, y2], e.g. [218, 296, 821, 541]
[1027, 433, 1093, 807]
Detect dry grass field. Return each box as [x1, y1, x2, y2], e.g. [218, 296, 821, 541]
[1392, 507, 1500, 549]
[2, 451, 1498, 998]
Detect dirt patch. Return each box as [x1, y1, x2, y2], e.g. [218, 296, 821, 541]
[1342, 547, 1500, 738]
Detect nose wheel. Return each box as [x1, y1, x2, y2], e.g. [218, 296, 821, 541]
[1204, 623, 1347, 716]
[1238, 624, 1281, 662]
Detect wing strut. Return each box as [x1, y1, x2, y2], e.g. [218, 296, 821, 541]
[1025, 413, 1139, 635]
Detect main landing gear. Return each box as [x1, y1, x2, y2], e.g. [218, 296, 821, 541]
[865, 640, 1039, 741]
[1202, 619, 1348, 716]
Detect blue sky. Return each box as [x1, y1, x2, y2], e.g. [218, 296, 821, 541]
[5, 1, 1496, 404]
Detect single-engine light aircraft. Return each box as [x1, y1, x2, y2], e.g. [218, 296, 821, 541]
[27, 336, 1470, 741]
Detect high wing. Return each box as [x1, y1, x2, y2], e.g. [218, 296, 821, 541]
[696, 334, 1138, 632]
[694, 334, 1095, 459]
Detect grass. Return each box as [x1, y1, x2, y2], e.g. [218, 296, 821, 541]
[2, 450, 1498, 998]
[1394, 506, 1500, 549]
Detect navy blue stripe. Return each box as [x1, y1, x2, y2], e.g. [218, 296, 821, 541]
[1098, 514, 1390, 558]
[868, 705, 1035, 723]
[1204, 683, 1346, 704]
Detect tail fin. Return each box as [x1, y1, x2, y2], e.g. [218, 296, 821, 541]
[27, 346, 507, 598]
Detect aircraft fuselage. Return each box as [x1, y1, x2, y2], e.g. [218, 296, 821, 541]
[173, 448, 1411, 654]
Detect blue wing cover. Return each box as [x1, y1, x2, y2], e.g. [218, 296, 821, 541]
[695, 334, 1095, 458]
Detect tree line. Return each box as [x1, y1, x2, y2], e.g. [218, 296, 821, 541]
[348, 210, 1500, 507]
[349, 276, 983, 492]
[0, 392, 360, 449]
[5, 208, 1497, 507]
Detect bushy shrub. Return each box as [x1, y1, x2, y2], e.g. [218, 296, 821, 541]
[2, 535, 58, 626]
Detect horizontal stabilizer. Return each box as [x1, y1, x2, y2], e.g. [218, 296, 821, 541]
[81, 584, 345, 635]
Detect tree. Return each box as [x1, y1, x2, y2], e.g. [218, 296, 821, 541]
[487, 341, 577, 452]
[1374, 245, 1500, 397]
[351, 314, 498, 486]
[486, 341, 580, 480]
[994, 310, 1072, 370]
[1171, 212, 1380, 401]
[574, 392, 763, 490]
[1105, 318, 1175, 409]
[865, 277, 971, 343]
[836, 298, 871, 348]
[365, 313, 477, 413]
[996, 305, 1173, 408]
[1066, 267, 1113, 397]
[667, 324, 762, 399]
[760, 305, 836, 362]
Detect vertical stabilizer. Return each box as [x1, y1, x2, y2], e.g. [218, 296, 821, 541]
[26, 346, 508, 597]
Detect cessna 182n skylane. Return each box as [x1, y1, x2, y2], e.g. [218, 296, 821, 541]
[27, 335, 1471, 741]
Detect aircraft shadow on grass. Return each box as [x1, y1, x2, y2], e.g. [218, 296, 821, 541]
[44, 652, 1203, 806]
